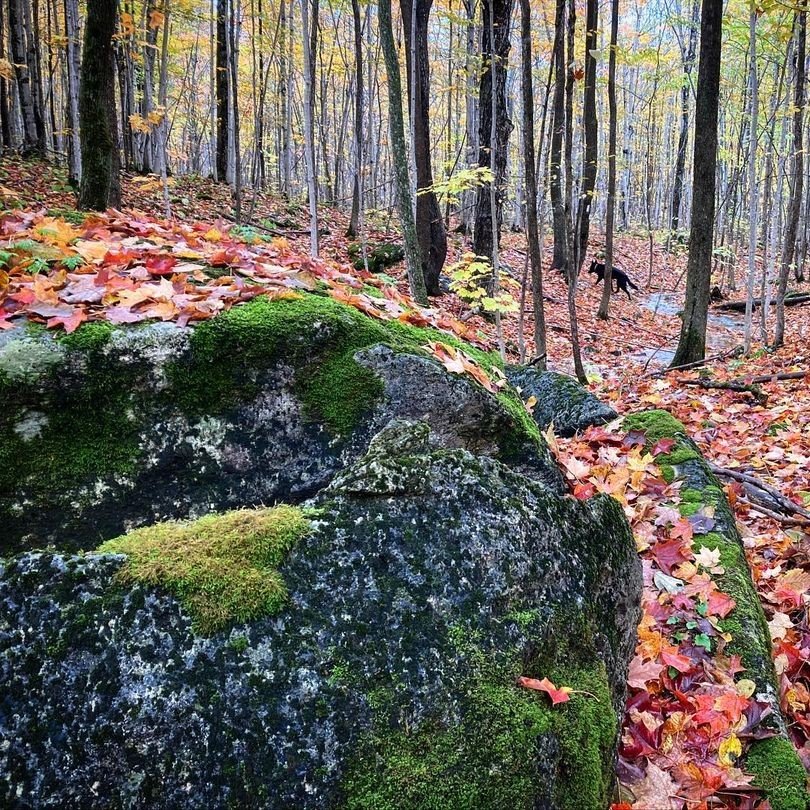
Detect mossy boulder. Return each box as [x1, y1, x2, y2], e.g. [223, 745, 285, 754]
[507, 366, 617, 437]
[0, 420, 641, 809]
[347, 241, 405, 273]
[1, 293, 562, 552]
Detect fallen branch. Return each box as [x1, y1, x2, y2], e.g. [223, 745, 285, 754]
[742, 500, 810, 528]
[644, 347, 741, 378]
[744, 370, 808, 385]
[708, 463, 810, 521]
[681, 378, 768, 405]
[715, 293, 810, 312]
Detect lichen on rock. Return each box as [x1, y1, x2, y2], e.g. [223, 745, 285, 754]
[1, 293, 562, 552]
[507, 366, 617, 437]
[0, 420, 641, 808]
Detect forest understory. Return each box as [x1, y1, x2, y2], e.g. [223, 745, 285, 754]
[2, 155, 810, 808]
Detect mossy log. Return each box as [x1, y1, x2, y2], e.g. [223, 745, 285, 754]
[623, 410, 809, 810]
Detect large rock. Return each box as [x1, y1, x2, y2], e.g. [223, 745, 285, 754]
[1, 294, 563, 552]
[507, 366, 617, 437]
[0, 420, 641, 809]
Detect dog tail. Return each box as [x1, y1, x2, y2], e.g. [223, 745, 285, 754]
[627, 278, 640, 291]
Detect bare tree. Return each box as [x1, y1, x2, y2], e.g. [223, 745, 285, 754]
[671, 0, 723, 367]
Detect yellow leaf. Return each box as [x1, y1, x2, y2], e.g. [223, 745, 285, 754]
[148, 9, 165, 29]
[73, 240, 108, 263]
[204, 227, 223, 243]
[718, 734, 742, 766]
[735, 679, 757, 698]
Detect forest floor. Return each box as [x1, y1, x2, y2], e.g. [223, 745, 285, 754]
[2, 157, 810, 808]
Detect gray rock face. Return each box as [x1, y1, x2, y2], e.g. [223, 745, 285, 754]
[507, 366, 618, 437]
[1, 296, 563, 552]
[0, 421, 641, 810]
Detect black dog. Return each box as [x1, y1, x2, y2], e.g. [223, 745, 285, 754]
[588, 259, 639, 300]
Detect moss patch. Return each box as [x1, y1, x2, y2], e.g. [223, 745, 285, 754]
[745, 737, 810, 810]
[98, 505, 311, 634]
[342, 623, 617, 810]
[168, 293, 536, 444]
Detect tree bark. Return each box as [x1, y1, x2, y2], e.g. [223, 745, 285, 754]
[64, 0, 82, 182]
[671, 0, 723, 367]
[9, 0, 45, 155]
[378, 0, 427, 304]
[0, 0, 12, 149]
[597, 0, 618, 321]
[301, 0, 319, 256]
[215, 0, 229, 182]
[775, 3, 805, 347]
[549, 0, 567, 272]
[401, 0, 448, 296]
[574, 0, 598, 273]
[78, 0, 121, 210]
[346, 0, 363, 238]
[472, 0, 514, 291]
[519, 0, 546, 365]
[670, 0, 699, 235]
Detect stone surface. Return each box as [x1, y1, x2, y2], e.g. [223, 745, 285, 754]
[507, 366, 618, 437]
[1, 295, 562, 552]
[0, 420, 641, 810]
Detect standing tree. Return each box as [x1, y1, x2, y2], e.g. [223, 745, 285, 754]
[401, 0, 448, 296]
[549, 0, 567, 272]
[519, 0, 547, 365]
[301, 0, 320, 256]
[378, 0, 427, 304]
[8, 0, 46, 156]
[215, 0, 229, 182]
[597, 0, 619, 321]
[574, 0, 598, 273]
[671, 0, 723, 367]
[670, 0, 700, 237]
[78, 0, 121, 210]
[774, 2, 806, 347]
[743, 2, 759, 353]
[472, 0, 514, 291]
[346, 0, 363, 238]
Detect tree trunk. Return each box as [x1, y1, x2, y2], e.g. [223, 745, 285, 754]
[597, 0, 618, 321]
[574, 0, 598, 273]
[64, 0, 82, 182]
[519, 0, 546, 366]
[9, 0, 45, 155]
[775, 3, 806, 347]
[744, 6, 759, 353]
[347, 0, 363, 238]
[671, 0, 722, 367]
[472, 0, 514, 291]
[401, 0, 448, 296]
[0, 0, 13, 149]
[378, 0, 427, 304]
[78, 0, 121, 210]
[215, 0, 229, 182]
[670, 0, 699, 235]
[549, 0, 567, 272]
[301, 0, 319, 256]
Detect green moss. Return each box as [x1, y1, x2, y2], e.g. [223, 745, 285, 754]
[57, 321, 113, 353]
[343, 620, 617, 810]
[745, 737, 809, 810]
[168, 293, 537, 446]
[0, 331, 142, 515]
[98, 505, 311, 634]
[623, 409, 687, 444]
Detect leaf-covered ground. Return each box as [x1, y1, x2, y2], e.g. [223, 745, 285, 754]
[2, 158, 809, 808]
